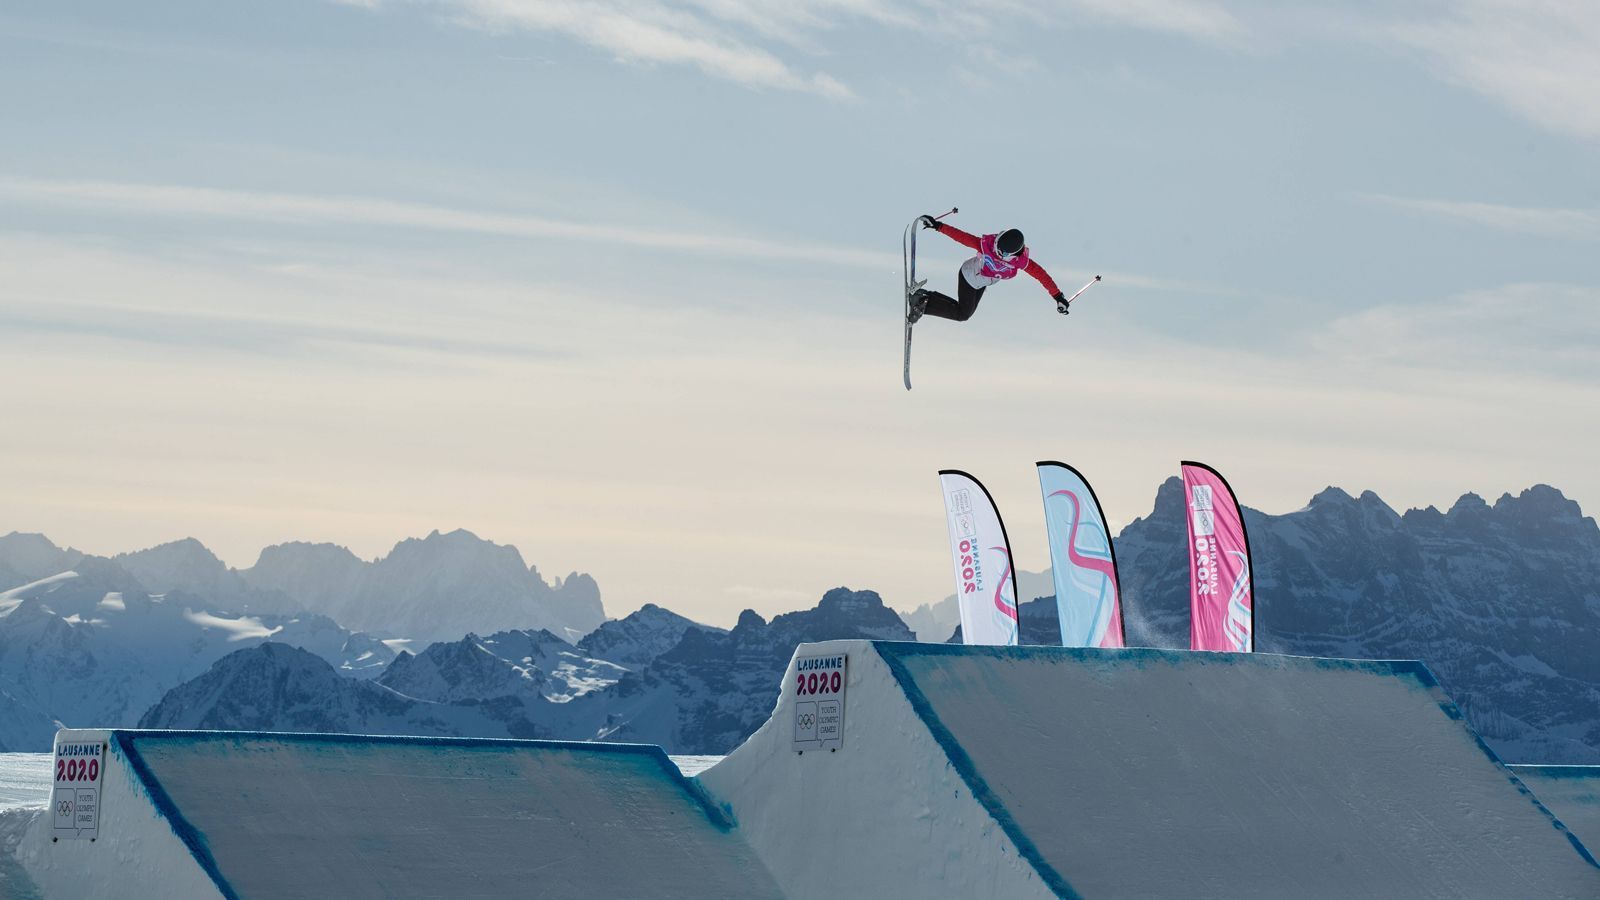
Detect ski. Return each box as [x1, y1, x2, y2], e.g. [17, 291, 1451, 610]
[902, 208, 955, 391]
[903, 220, 919, 390]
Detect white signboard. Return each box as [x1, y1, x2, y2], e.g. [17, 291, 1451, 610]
[52, 739, 105, 841]
[792, 654, 846, 752]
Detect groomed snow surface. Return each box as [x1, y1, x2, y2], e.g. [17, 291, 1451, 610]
[7, 643, 1600, 898]
[0, 754, 50, 812]
[0, 753, 50, 899]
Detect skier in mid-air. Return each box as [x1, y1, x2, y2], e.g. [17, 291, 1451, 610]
[908, 216, 1073, 324]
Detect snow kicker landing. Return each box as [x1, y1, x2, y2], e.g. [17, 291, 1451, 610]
[697, 641, 1600, 900]
[16, 730, 782, 900]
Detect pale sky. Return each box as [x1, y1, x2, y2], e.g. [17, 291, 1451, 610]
[3, 1, 1598, 627]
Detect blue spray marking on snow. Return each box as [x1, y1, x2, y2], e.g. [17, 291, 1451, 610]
[117, 731, 240, 900]
[874, 643, 1086, 900]
[1407, 671, 1600, 868]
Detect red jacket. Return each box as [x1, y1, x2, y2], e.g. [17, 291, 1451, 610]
[935, 224, 1062, 297]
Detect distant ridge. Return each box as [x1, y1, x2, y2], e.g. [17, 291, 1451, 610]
[241, 528, 605, 644]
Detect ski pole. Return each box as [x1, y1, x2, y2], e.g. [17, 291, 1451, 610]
[933, 207, 958, 221]
[1064, 274, 1102, 306]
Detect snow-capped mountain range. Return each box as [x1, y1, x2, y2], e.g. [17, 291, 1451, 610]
[0, 528, 603, 750]
[139, 587, 909, 753]
[5, 481, 1599, 762]
[0, 554, 395, 751]
[120, 529, 604, 645]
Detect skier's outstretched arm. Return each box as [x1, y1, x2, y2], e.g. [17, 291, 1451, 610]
[1025, 259, 1074, 315]
[923, 219, 981, 251]
[1024, 259, 1063, 297]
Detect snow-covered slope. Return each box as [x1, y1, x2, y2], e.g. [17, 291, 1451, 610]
[476, 628, 628, 700]
[575, 602, 721, 668]
[379, 636, 552, 704]
[138, 643, 505, 737]
[0, 561, 396, 750]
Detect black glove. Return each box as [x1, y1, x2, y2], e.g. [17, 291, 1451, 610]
[919, 215, 943, 231]
[1053, 292, 1070, 315]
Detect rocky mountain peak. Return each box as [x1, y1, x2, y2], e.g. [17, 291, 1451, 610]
[734, 609, 768, 632]
[252, 541, 364, 571]
[816, 586, 886, 616]
[1304, 486, 1400, 531]
[1447, 492, 1490, 516]
[390, 528, 526, 568]
[0, 532, 70, 582]
[1493, 484, 1593, 527]
[378, 635, 546, 705]
[117, 537, 225, 577]
[1308, 486, 1357, 507]
[577, 603, 718, 670]
[1149, 475, 1186, 518]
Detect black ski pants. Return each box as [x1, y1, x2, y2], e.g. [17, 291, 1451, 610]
[919, 272, 986, 322]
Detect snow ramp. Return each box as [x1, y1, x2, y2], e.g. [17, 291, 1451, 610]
[18, 729, 781, 899]
[697, 641, 1600, 899]
[1511, 766, 1600, 853]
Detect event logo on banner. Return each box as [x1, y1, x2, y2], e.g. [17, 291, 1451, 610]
[52, 738, 104, 841]
[1182, 461, 1253, 652]
[938, 470, 1019, 646]
[1036, 462, 1124, 648]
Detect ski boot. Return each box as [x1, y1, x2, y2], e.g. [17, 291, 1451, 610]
[907, 287, 930, 324]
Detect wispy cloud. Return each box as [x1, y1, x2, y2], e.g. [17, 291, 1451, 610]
[1379, 1, 1600, 142]
[413, 0, 855, 98]
[1364, 193, 1600, 242]
[340, 0, 1249, 97]
[1316, 281, 1600, 380]
[1058, 0, 1246, 42]
[0, 177, 896, 270]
